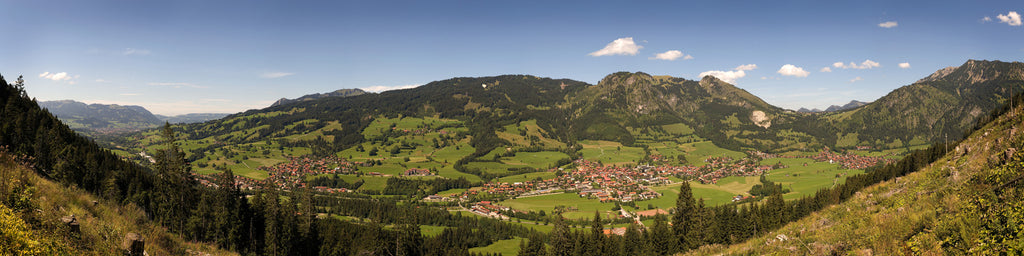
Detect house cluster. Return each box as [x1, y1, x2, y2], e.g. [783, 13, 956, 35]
[258, 156, 359, 189]
[402, 168, 434, 176]
[810, 147, 893, 169]
[469, 201, 510, 220]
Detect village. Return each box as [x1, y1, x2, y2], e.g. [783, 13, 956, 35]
[194, 146, 895, 208]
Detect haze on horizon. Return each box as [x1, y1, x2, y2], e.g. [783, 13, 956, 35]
[2, 0, 1022, 115]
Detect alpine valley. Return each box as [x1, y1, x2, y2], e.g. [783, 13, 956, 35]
[1, 59, 1023, 255]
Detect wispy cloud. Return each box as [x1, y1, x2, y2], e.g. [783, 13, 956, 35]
[122, 48, 151, 56]
[260, 72, 295, 79]
[832, 60, 881, 69]
[95, 79, 110, 83]
[898, 62, 911, 69]
[734, 64, 758, 71]
[148, 82, 206, 88]
[120, 93, 141, 96]
[39, 72, 73, 81]
[777, 64, 810, 77]
[360, 84, 419, 92]
[878, 21, 898, 28]
[698, 64, 757, 84]
[850, 76, 863, 83]
[649, 50, 692, 61]
[589, 37, 642, 56]
[38, 71, 79, 84]
[820, 67, 832, 72]
[997, 11, 1022, 26]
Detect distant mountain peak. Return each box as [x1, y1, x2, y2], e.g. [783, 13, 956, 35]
[269, 88, 367, 107]
[919, 59, 1024, 85]
[797, 100, 869, 113]
[916, 66, 958, 84]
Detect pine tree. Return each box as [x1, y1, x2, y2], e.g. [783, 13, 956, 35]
[649, 214, 676, 255]
[672, 181, 698, 251]
[588, 211, 604, 255]
[153, 122, 197, 233]
[548, 215, 573, 256]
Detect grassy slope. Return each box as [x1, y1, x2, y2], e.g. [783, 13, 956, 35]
[688, 106, 1024, 255]
[0, 152, 235, 256]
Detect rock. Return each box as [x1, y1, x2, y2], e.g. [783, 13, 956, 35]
[123, 233, 145, 256]
[61, 215, 79, 233]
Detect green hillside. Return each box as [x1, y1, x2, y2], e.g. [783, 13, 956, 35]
[690, 95, 1024, 255]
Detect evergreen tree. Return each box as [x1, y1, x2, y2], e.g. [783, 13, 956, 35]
[623, 223, 643, 256]
[152, 122, 197, 233]
[649, 214, 676, 255]
[588, 211, 604, 255]
[548, 215, 573, 256]
[520, 231, 546, 256]
[672, 181, 698, 251]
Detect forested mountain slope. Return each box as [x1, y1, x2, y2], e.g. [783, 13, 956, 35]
[569, 72, 828, 151]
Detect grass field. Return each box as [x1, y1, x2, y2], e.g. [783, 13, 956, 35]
[499, 171, 558, 183]
[468, 237, 523, 256]
[499, 192, 615, 220]
[502, 151, 569, 169]
[579, 140, 645, 165]
[761, 158, 864, 200]
[678, 141, 747, 167]
[420, 225, 448, 237]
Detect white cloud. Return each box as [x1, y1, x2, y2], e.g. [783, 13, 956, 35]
[649, 50, 692, 61]
[833, 59, 881, 69]
[777, 64, 810, 77]
[983, 16, 993, 22]
[360, 84, 420, 92]
[122, 48, 151, 56]
[898, 62, 911, 69]
[734, 64, 758, 71]
[998, 11, 1022, 26]
[95, 79, 110, 83]
[39, 72, 73, 81]
[820, 67, 832, 72]
[698, 70, 746, 84]
[260, 72, 295, 79]
[148, 82, 205, 88]
[878, 21, 898, 28]
[589, 37, 642, 56]
[850, 77, 863, 83]
[698, 64, 757, 83]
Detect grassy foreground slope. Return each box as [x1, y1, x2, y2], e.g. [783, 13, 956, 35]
[689, 104, 1024, 255]
[0, 150, 234, 256]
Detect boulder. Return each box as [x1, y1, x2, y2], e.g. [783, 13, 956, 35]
[123, 232, 145, 256]
[60, 215, 79, 233]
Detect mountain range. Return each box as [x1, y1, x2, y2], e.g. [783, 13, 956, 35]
[151, 60, 1024, 158]
[38, 100, 230, 131]
[796, 100, 870, 113]
[268, 88, 367, 107]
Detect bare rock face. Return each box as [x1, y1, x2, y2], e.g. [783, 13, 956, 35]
[751, 110, 771, 129]
[123, 233, 145, 256]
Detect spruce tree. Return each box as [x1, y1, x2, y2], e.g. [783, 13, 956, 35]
[672, 181, 698, 251]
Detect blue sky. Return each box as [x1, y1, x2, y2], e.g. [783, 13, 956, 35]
[2, 0, 1022, 115]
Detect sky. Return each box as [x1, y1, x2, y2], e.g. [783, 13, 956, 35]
[2, 0, 1022, 115]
